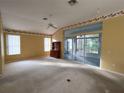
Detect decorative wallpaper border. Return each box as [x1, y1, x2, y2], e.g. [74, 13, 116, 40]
[3, 10, 124, 35]
[59, 10, 124, 31]
[4, 28, 46, 36]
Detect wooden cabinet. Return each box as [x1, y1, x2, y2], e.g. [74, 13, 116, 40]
[50, 42, 61, 58]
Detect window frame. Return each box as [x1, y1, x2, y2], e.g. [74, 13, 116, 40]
[6, 34, 21, 55]
[44, 37, 51, 52]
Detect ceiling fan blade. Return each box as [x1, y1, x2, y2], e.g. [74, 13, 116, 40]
[47, 25, 50, 29]
[48, 23, 57, 29]
[51, 25, 57, 29]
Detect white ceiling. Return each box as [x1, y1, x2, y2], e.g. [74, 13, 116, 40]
[0, 0, 124, 34]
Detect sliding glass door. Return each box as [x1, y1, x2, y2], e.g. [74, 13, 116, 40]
[64, 39, 73, 60]
[76, 36, 85, 62]
[85, 34, 101, 66]
[64, 34, 101, 67]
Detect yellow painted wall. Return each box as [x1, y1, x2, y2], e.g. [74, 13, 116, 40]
[0, 13, 4, 74]
[52, 16, 124, 74]
[101, 16, 124, 74]
[4, 32, 50, 63]
[52, 30, 64, 58]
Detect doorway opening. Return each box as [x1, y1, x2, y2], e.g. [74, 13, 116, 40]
[64, 34, 101, 67]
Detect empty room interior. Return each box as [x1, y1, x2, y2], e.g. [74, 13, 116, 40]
[0, 0, 124, 93]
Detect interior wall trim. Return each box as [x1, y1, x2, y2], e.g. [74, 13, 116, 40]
[56, 10, 124, 32]
[4, 28, 50, 36]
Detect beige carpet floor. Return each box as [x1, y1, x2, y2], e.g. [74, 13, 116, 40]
[0, 57, 124, 93]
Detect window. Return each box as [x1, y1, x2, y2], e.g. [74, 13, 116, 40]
[44, 37, 51, 52]
[7, 35, 21, 55]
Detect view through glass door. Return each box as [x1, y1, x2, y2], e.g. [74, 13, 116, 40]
[64, 39, 73, 60]
[64, 34, 101, 67]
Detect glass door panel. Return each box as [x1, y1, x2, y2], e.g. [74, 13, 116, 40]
[64, 39, 73, 60]
[85, 35, 100, 66]
[76, 38, 85, 63]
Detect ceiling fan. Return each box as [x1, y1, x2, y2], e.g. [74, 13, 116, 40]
[42, 14, 58, 29]
[48, 23, 57, 29]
